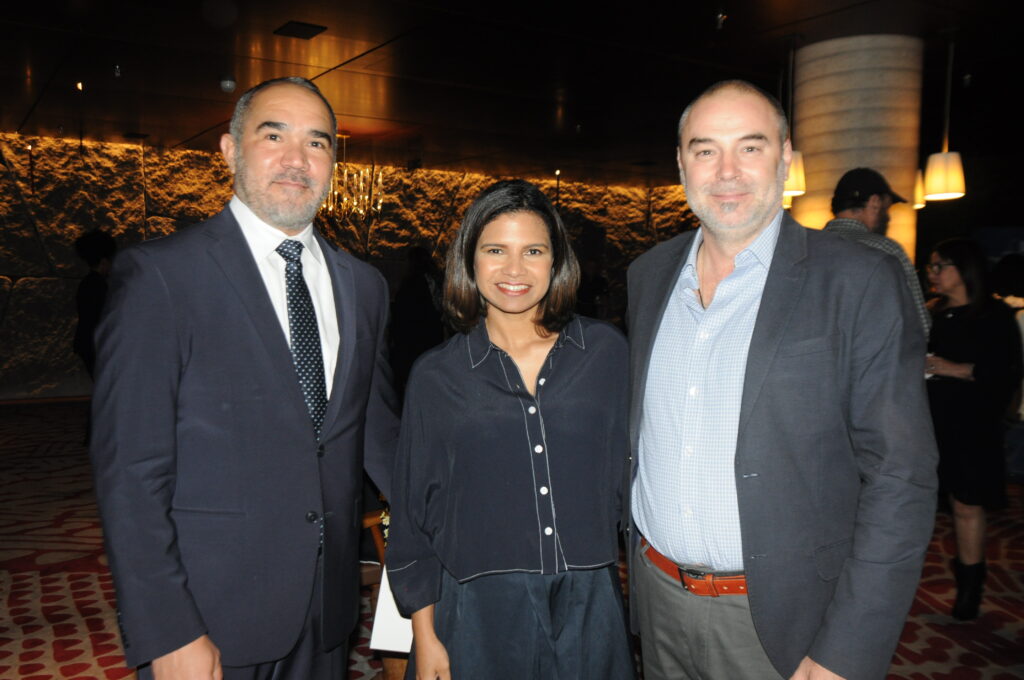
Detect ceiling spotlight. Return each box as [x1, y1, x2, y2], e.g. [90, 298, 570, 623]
[76, 81, 83, 91]
[220, 77, 237, 93]
[114, 64, 121, 78]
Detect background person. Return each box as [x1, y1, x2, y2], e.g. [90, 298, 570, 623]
[925, 238, 1023, 620]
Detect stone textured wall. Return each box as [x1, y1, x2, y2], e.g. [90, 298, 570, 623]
[0, 133, 694, 400]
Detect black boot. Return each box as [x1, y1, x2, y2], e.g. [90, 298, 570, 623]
[952, 558, 987, 620]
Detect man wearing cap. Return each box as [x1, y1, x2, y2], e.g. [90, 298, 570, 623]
[824, 168, 930, 334]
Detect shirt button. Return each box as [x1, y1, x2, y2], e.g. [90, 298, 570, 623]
[305, 511, 319, 523]
[544, 527, 553, 536]
[698, 330, 709, 340]
[688, 386, 698, 397]
[684, 445, 693, 457]
[534, 444, 544, 453]
[528, 406, 537, 414]
[539, 378, 546, 385]
[540, 486, 549, 495]
[317, 444, 325, 458]
[683, 506, 693, 518]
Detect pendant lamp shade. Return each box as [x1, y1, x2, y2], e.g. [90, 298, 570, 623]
[784, 150, 806, 196]
[924, 151, 965, 200]
[914, 170, 926, 209]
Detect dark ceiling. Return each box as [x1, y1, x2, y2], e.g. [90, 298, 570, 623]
[0, 0, 1015, 236]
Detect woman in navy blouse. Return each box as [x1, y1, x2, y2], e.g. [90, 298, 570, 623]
[386, 179, 634, 679]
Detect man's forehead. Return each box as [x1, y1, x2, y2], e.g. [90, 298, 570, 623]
[683, 89, 776, 139]
[245, 84, 333, 126]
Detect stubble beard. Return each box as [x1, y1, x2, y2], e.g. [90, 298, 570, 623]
[234, 150, 330, 233]
[683, 160, 787, 247]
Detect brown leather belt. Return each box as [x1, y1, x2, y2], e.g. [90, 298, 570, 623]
[641, 537, 747, 597]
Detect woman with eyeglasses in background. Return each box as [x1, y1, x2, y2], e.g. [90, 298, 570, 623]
[924, 238, 1022, 620]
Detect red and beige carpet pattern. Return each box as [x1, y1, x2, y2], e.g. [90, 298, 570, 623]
[1, 402, 1022, 679]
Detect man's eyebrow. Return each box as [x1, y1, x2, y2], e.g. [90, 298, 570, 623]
[686, 132, 770, 150]
[311, 129, 333, 148]
[252, 121, 334, 148]
[255, 121, 286, 132]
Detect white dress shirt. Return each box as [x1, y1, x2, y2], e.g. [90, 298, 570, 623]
[230, 196, 340, 397]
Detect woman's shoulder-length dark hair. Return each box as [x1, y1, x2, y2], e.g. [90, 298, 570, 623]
[444, 179, 580, 334]
[933, 237, 991, 309]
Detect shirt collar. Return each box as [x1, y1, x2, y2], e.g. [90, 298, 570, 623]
[825, 217, 870, 234]
[230, 195, 322, 265]
[678, 209, 783, 292]
[465, 316, 585, 369]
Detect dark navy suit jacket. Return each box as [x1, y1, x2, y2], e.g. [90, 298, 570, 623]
[90, 208, 399, 668]
[626, 214, 938, 680]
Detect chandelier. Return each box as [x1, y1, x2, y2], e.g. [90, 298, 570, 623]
[322, 134, 385, 221]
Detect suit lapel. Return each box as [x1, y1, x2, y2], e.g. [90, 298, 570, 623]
[318, 232, 356, 438]
[737, 214, 808, 436]
[203, 210, 312, 430]
[629, 231, 696, 450]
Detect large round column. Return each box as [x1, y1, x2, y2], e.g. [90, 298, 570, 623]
[791, 35, 923, 261]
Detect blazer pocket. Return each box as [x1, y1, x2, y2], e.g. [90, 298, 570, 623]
[813, 538, 852, 581]
[776, 333, 840, 358]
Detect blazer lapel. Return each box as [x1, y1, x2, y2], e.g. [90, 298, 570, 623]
[203, 210, 311, 430]
[629, 231, 696, 451]
[737, 214, 809, 436]
[317, 232, 357, 438]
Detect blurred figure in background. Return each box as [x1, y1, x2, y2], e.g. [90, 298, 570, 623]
[72, 229, 117, 378]
[925, 238, 1023, 620]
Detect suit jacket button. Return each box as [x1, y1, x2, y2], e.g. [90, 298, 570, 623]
[306, 511, 320, 523]
[317, 444, 325, 458]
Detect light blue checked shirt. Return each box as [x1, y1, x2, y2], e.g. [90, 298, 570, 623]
[632, 211, 783, 571]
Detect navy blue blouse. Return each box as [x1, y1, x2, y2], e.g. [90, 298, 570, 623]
[386, 316, 630, 616]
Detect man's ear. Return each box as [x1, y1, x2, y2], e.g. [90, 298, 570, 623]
[220, 133, 237, 175]
[676, 146, 686, 186]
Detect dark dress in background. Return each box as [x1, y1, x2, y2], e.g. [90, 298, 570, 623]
[927, 299, 1023, 508]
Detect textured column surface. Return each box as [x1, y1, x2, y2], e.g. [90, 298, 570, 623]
[791, 34, 923, 261]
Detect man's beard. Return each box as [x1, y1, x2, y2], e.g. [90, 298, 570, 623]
[683, 161, 787, 245]
[234, 152, 330, 232]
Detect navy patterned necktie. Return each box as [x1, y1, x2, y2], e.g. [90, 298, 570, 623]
[276, 240, 327, 439]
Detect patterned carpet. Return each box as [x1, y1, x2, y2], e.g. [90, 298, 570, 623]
[1, 401, 1022, 679]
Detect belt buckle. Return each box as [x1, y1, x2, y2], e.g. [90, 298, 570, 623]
[679, 567, 720, 597]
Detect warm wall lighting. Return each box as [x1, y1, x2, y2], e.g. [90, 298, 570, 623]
[914, 170, 926, 209]
[784, 150, 806, 196]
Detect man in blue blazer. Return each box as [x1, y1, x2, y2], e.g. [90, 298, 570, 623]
[627, 81, 937, 680]
[91, 77, 399, 679]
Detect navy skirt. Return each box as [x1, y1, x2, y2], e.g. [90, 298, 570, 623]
[407, 565, 635, 679]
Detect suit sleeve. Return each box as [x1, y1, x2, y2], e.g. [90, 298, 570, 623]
[361, 269, 401, 501]
[89, 247, 207, 667]
[809, 254, 938, 680]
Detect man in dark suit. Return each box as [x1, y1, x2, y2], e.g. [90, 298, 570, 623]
[90, 77, 399, 679]
[627, 80, 937, 680]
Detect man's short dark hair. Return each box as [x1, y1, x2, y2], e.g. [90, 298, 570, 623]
[229, 76, 337, 155]
[444, 179, 580, 334]
[677, 80, 789, 147]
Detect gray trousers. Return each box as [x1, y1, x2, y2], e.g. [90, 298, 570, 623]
[634, 543, 783, 680]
